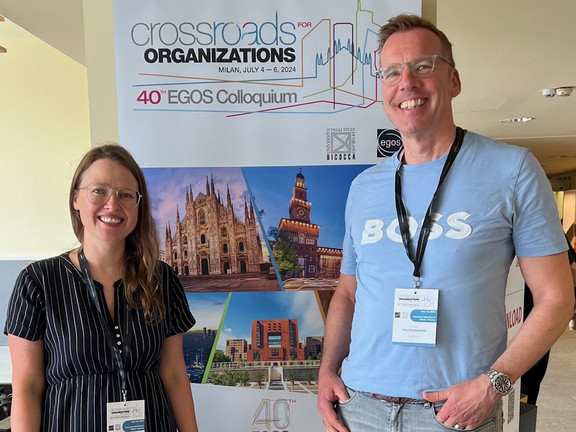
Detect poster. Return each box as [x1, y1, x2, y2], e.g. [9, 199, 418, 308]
[113, 0, 420, 167]
[114, 1, 421, 430]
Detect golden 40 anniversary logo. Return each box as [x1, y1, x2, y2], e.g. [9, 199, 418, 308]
[252, 398, 296, 432]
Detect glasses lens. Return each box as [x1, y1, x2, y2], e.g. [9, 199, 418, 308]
[117, 188, 141, 209]
[84, 184, 110, 206]
[376, 64, 403, 84]
[410, 56, 436, 78]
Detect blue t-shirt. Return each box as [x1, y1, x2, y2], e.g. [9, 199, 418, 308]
[340, 131, 566, 399]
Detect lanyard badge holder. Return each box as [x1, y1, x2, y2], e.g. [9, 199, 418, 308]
[391, 128, 466, 346]
[78, 251, 146, 430]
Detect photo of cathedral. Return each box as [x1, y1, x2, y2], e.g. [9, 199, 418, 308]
[164, 174, 263, 276]
[144, 167, 280, 292]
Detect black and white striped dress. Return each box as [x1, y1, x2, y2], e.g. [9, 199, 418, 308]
[4, 253, 196, 431]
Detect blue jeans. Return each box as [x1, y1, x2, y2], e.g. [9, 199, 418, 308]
[337, 388, 503, 432]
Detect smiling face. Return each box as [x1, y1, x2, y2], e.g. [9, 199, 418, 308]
[73, 158, 140, 249]
[379, 27, 461, 141]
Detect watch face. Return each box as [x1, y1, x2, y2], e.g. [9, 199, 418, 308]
[494, 374, 512, 394]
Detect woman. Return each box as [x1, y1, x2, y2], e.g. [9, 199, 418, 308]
[4, 144, 199, 431]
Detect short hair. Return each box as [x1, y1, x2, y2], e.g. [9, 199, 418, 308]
[69, 144, 165, 324]
[378, 14, 455, 66]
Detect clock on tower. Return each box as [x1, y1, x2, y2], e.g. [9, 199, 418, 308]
[289, 171, 311, 223]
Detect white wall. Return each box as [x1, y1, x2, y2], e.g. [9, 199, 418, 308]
[562, 190, 576, 236]
[0, 18, 91, 259]
[0, 18, 92, 366]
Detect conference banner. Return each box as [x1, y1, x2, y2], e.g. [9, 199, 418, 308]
[113, 1, 420, 430]
[113, 0, 418, 167]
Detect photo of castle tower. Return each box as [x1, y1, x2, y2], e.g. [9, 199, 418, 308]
[243, 165, 371, 291]
[277, 170, 341, 281]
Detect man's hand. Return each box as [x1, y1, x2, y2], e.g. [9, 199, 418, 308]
[317, 371, 351, 432]
[423, 374, 501, 429]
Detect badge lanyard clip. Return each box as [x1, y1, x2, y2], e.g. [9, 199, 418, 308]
[413, 276, 421, 293]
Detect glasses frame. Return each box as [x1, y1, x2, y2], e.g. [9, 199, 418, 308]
[375, 54, 455, 86]
[78, 183, 142, 210]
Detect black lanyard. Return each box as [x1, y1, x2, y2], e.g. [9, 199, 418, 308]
[394, 127, 466, 289]
[78, 250, 131, 403]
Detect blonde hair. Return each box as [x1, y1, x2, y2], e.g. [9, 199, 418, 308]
[378, 14, 455, 67]
[69, 144, 165, 325]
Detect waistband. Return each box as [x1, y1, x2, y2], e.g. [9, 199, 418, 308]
[364, 391, 428, 404]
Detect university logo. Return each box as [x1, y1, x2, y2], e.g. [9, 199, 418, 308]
[377, 128, 403, 158]
[326, 128, 356, 161]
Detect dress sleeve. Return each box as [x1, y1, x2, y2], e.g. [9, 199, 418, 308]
[164, 264, 196, 337]
[4, 264, 46, 341]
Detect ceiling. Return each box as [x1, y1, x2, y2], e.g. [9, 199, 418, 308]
[438, 0, 576, 179]
[1, 0, 575, 178]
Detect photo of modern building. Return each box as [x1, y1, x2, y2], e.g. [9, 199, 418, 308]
[206, 291, 325, 393]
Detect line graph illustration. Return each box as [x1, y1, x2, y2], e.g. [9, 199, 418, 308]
[128, 1, 385, 117]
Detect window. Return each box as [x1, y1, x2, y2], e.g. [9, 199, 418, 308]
[239, 241, 245, 251]
[198, 210, 206, 225]
[201, 234, 206, 244]
[268, 334, 282, 347]
[223, 243, 228, 253]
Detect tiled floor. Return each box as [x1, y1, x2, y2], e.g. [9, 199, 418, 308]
[533, 328, 576, 431]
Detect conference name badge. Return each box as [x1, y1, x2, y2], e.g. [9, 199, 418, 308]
[392, 288, 439, 346]
[107, 399, 145, 431]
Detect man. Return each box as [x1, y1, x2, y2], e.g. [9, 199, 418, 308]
[317, 14, 574, 432]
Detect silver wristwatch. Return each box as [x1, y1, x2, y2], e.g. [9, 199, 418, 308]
[484, 369, 513, 396]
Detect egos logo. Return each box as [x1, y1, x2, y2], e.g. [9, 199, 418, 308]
[377, 129, 403, 158]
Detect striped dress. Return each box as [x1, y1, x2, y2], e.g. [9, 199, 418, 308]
[4, 253, 196, 431]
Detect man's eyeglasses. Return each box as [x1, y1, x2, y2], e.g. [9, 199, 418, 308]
[78, 183, 142, 210]
[375, 54, 454, 86]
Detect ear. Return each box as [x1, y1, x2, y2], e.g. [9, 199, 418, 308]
[73, 191, 80, 211]
[451, 68, 462, 98]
